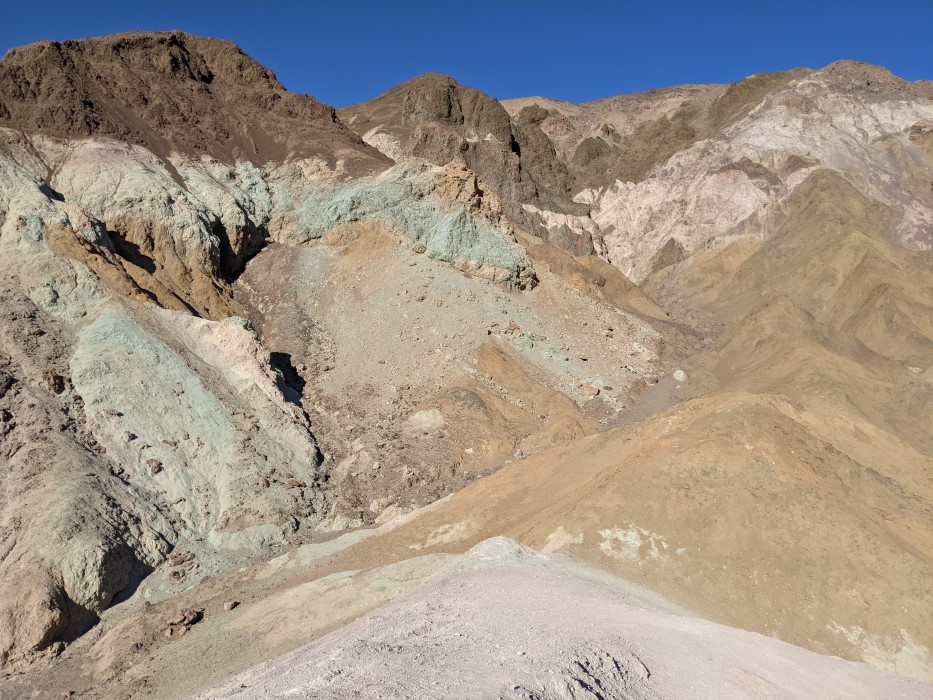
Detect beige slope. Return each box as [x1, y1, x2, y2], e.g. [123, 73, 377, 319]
[655, 170, 933, 455]
[305, 169, 933, 681]
[319, 387, 931, 680]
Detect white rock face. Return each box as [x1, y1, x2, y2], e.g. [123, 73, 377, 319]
[361, 125, 404, 161]
[577, 68, 933, 281]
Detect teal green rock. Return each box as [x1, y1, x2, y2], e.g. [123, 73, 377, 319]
[279, 165, 535, 287]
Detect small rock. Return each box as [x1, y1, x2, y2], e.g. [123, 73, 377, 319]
[162, 624, 188, 640]
[167, 549, 195, 567]
[43, 369, 66, 394]
[582, 385, 600, 397]
[147, 459, 163, 475]
[166, 608, 203, 627]
[223, 601, 239, 612]
[673, 369, 687, 382]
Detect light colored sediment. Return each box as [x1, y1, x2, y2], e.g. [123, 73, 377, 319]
[202, 538, 931, 700]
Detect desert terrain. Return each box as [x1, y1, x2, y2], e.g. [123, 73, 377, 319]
[0, 31, 930, 698]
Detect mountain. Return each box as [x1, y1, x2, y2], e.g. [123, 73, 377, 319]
[0, 31, 387, 170]
[0, 31, 930, 699]
[339, 72, 591, 252]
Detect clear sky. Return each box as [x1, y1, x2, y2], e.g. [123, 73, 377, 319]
[1, 0, 931, 107]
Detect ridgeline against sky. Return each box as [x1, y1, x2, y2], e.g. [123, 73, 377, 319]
[1, 0, 931, 107]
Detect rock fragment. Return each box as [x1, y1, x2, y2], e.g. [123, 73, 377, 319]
[162, 609, 203, 640]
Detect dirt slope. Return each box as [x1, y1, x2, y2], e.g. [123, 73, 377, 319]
[295, 169, 933, 681]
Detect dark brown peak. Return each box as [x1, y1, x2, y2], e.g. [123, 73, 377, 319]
[340, 70, 511, 141]
[0, 31, 390, 170]
[397, 71, 460, 89]
[5, 31, 283, 90]
[383, 72, 461, 97]
[339, 72, 460, 111]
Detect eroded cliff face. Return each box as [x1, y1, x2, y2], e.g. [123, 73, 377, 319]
[504, 62, 933, 281]
[339, 73, 587, 250]
[0, 31, 931, 696]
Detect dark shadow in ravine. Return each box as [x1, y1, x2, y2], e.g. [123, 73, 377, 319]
[270, 351, 306, 406]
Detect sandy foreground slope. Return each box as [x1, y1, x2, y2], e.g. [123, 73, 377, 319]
[200, 539, 929, 700]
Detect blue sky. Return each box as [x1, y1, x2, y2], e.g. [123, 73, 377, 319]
[2, 0, 931, 107]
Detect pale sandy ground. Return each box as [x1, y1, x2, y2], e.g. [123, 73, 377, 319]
[200, 539, 930, 700]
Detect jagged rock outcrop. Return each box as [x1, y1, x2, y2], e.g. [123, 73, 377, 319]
[505, 62, 933, 281]
[339, 73, 587, 247]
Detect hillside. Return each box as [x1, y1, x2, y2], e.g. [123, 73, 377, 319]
[0, 30, 930, 699]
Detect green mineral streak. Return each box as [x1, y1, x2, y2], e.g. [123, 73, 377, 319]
[292, 172, 526, 275]
[24, 214, 45, 242]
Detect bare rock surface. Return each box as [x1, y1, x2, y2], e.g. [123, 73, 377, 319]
[202, 539, 929, 700]
[339, 73, 586, 249]
[507, 63, 933, 281]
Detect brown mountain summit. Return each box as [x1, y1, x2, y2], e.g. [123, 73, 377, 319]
[0, 31, 388, 170]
